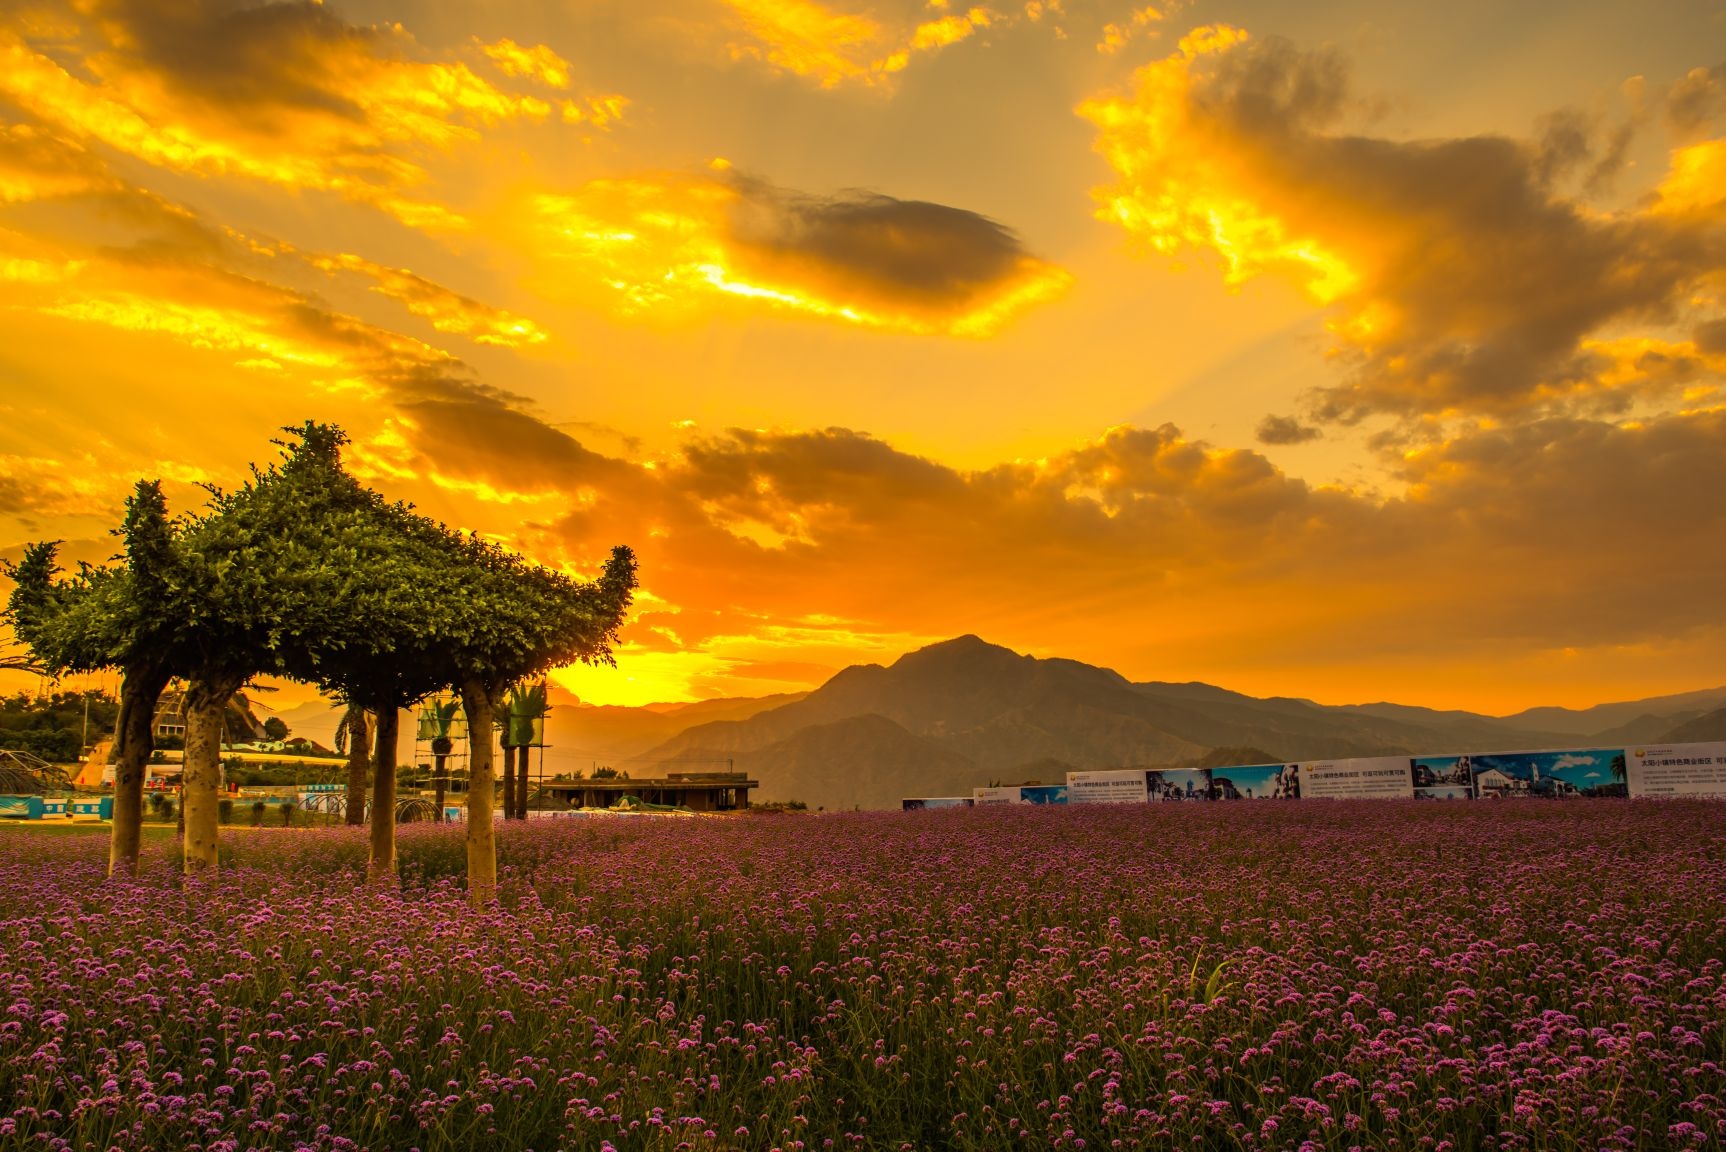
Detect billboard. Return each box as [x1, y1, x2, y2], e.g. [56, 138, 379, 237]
[1627, 742, 1726, 798]
[1469, 749, 1627, 799]
[1411, 755, 1475, 800]
[974, 784, 1070, 805]
[972, 786, 1022, 806]
[1209, 762, 1302, 800]
[1147, 769, 1213, 801]
[1300, 756, 1416, 799]
[933, 742, 1726, 812]
[1066, 769, 1149, 805]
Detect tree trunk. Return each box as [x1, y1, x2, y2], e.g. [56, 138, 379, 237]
[368, 704, 400, 881]
[518, 745, 533, 819]
[460, 678, 497, 908]
[343, 707, 371, 826]
[110, 664, 170, 877]
[501, 743, 516, 822]
[433, 753, 447, 823]
[182, 676, 234, 874]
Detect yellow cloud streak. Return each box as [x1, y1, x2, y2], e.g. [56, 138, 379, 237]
[39, 295, 348, 371]
[718, 0, 994, 88]
[310, 253, 549, 348]
[479, 38, 572, 89]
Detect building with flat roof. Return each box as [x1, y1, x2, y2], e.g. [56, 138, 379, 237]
[540, 771, 756, 812]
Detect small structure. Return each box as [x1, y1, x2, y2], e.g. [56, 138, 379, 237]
[0, 749, 70, 794]
[541, 771, 756, 813]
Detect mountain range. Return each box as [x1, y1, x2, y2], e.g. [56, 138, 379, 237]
[267, 636, 1726, 813]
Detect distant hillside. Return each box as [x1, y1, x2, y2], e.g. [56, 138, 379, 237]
[1181, 746, 1286, 771]
[1658, 707, 1726, 744]
[1585, 711, 1707, 746]
[643, 636, 1506, 809]
[1327, 701, 1573, 749]
[261, 690, 805, 778]
[1495, 686, 1726, 735]
[1005, 757, 1077, 784]
[640, 637, 1726, 811]
[644, 636, 1209, 808]
[258, 638, 1726, 813]
[668, 713, 979, 811]
[558, 693, 807, 767]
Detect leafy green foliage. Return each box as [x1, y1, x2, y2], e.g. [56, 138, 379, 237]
[0, 690, 118, 762]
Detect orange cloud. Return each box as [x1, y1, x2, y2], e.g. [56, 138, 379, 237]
[529, 163, 1068, 334]
[1081, 28, 1726, 429]
[372, 391, 1726, 702]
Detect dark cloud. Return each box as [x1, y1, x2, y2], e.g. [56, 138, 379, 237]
[1199, 35, 1353, 132]
[1532, 108, 1636, 194]
[393, 396, 631, 493]
[1388, 411, 1726, 642]
[724, 174, 1038, 312]
[1666, 63, 1726, 139]
[1255, 414, 1322, 445]
[1696, 317, 1726, 355]
[531, 166, 1066, 332]
[81, 0, 382, 126]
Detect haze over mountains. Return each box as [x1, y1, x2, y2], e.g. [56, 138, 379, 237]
[273, 636, 1726, 813]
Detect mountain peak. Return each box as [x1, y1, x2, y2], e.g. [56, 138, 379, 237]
[914, 634, 1002, 654]
[890, 635, 1030, 676]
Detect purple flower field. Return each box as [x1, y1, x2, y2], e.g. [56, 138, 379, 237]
[1, 802, 1723, 1151]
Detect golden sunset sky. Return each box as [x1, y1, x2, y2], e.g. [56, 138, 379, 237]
[2, 0, 1724, 713]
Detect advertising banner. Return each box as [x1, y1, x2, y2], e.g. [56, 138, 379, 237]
[1627, 742, 1726, 798]
[1147, 768, 1213, 801]
[972, 786, 1022, 806]
[1300, 756, 1416, 799]
[1469, 749, 1627, 798]
[1463, 749, 1622, 801]
[1411, 755, 1475, 800]
[973, 784, 1071, 805]
[1066, 769, 1150, 805]
[1209, 763, 1302, 800]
